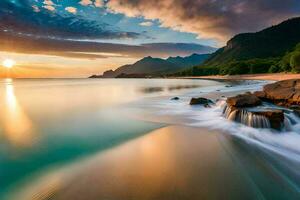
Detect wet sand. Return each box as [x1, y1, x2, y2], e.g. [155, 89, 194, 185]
[12, 126, 254, 200]
[12, 125, 300, 200]
[181, 73, 300, 81]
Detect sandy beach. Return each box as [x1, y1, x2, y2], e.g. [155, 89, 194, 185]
[181, 73, 300, 81]
[10, 125, 300, 200]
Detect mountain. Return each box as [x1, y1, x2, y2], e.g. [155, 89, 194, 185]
[167, 53, 210, 67]
[204, 17, 300, 67]
[174, 17, 300, 76]
[91, 53, 211, 78]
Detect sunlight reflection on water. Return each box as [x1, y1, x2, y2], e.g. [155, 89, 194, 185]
[1, 79, 36, 147]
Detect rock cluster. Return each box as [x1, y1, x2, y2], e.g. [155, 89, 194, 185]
[256, 79, 300, 107]
[225, 92, 284, 130]
[226, 92, 261, 107]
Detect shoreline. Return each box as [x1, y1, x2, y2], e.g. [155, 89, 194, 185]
[7, 126, 263, 200]
[178, 73, 300, 81]
[11, 125, 298, 200]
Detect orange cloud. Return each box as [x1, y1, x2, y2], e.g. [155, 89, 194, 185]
[79, 0, 93, 6]
[65, 7, 77, 14]
[107, 0, 300, 43]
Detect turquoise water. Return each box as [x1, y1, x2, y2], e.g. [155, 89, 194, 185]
[0, 78, 223, 199]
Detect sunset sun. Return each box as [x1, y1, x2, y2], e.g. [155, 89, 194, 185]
[2, 59, 16, 68]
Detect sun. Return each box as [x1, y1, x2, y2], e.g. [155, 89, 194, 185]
[2, 59, 16, 68]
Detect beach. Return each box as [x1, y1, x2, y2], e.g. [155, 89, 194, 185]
[9, 125, 300, 200]
[181, 73, 300, 81]
[2, 78, 300, 200]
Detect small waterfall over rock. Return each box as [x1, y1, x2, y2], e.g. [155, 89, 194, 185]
[222, 101, 300, 131]
[223, 105, 271, 129]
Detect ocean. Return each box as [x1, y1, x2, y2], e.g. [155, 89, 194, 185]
[1, 78, 300, 200]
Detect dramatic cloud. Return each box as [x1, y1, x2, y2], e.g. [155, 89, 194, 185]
[107, 0, 300, 42]
[0, 0, 143, 41]
[0, 32, 216, 59]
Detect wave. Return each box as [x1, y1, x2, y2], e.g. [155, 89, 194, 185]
[138, 80, 300, 165]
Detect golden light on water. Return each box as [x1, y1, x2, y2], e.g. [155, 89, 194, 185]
[0, 79, 36, 147]
[2, 59, 16, 68]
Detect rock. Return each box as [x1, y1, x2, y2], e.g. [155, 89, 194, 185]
[171, 97, 180, 100]
[253, 110, 284, 130]
[225, 85, 233, 88]
[204, 104, 211, 108]
[289, 105, 300, 116]
[226, 93, 262, 107]
[190, 97, 214, 105]
[89, 74, 102, 78]
[263, 79, 300, 106]
[224, 105, 284, 130]
[253, 91, 266, 99]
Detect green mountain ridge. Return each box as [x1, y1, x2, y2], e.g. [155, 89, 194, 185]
[205, 17, 300, 66]
[176, 17, 300, 76]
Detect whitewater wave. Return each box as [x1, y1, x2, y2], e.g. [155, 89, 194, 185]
[137, 80, 300, 166]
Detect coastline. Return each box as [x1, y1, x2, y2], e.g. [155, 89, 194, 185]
[4, 79, 300, 200]
[4, 126, 266, 200]
[10, 125, 299, 200]
[179, 72, 300, 81]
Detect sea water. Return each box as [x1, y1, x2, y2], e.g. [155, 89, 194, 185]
[2, 78, 300, 199]
[0, 78, 223, 199]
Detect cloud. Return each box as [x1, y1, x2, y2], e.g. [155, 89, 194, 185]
[79, 0, 93, 6]
[43, 0, 55, 11]
[0, 0, 143, 40]
[43, 0, 54, 6]
[94, 0, 104, 7]
[43, 5, 55, 11]
[32, 5, 40, 12]
[0, 31, 216, 59]
[79, 0, 104, 7]
[139, 21, 153, 27]
[107, 0, 300, 43]
[65, 7, 77, 14]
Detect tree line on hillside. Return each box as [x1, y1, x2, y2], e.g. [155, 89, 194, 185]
[174, 43, 300, 76]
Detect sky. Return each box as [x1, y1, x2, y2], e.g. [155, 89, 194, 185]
[0, 0, 300, 78]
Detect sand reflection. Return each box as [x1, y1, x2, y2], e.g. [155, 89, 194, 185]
[0, 79, 35, 147]
[10, 126, 260, 200]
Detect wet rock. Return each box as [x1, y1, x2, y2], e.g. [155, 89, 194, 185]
[171, 97, 180, 100]
[190, 97, 214, 105]
[253, 91, 266, 99]
[290, 105, 300, 116]
[204, 104, 212, 108]
[262, 79, 300, 106]
[226, 93, 262, 107]
[252, 110, 284, 130]
[224, 105, 284, 130]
